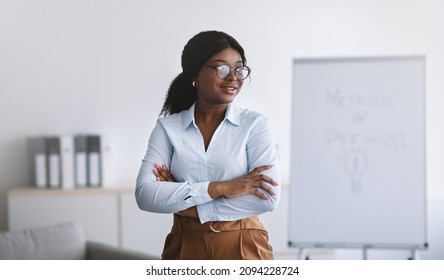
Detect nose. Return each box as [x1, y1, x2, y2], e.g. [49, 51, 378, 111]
[226, 68, 237, 81]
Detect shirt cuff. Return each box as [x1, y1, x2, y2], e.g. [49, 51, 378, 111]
[188, 181, 212, 205]
[196, 201, 215, 224]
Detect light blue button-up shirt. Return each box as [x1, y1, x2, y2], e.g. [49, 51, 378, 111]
[136, 102, 281, 223]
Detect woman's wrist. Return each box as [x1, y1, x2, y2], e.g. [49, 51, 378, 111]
[208, 182, 225, 199]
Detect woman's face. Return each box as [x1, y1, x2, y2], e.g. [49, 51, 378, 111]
[195, 48, 245, 106]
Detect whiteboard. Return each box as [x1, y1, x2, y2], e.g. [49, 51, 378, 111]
[288, 56, 427, 249]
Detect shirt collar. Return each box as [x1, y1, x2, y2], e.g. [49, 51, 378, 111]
[182, 103, 196, 129]
[182, 102, 241, 129]
[225, 103, 241, 126]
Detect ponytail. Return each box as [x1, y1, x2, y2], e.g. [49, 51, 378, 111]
[160, 73, 197, 116]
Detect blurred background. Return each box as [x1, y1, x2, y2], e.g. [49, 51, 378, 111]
[1, 0, 443, 259]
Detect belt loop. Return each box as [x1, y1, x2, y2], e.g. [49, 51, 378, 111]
[209, 221, 221, 233]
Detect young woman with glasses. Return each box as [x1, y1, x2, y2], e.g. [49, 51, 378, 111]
[136, 31, 281, 260]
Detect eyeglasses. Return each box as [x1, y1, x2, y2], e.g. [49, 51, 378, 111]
[204, 64, 251, 80]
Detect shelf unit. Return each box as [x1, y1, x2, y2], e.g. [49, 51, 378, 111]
[7, 186, 172, 257]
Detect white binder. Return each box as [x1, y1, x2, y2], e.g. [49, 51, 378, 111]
[74, 135, 88, 188]
[46, 136, 61, 188]
[27, 137, 47, 188]
[87, 135, 101, 187]
[60, 135, 75, 189]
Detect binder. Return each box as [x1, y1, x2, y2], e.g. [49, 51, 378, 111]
[74, 135, 88, 188]
[46, 136, 61, 188]
[87, 135, 101, 187]
[26, 133, 112, 189]
[100, 134, 114, 187]
[60, 135, 75, 189]
[27, 137, 47, 188]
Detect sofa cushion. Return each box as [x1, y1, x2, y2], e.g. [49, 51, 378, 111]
[0, 222, 87, 260]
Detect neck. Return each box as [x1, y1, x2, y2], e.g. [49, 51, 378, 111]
[194, 102, 228, 123]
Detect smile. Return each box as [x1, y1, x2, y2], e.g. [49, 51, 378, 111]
[221, 84, 238, 90]
[220, 85, 238, 95]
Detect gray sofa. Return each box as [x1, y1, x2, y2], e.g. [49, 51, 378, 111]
[0, 222, 159, 260]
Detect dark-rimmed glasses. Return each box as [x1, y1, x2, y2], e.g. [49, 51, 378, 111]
[204, 64, 251, 80]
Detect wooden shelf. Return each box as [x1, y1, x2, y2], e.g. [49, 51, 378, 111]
[8, 186, 134, 196]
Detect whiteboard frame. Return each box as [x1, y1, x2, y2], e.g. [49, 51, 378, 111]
[288, 55, 428, 252]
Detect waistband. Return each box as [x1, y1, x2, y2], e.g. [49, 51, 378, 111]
[172, 214, 265, 233]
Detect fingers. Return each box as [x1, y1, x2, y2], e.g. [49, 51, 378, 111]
[153, 164, 160, 181]
[251, 173, 279, 199]
[258, 180, 276, 196]
[254, 188, 269, 200]
[248, 181, 275, 200]
[239, 176, 277, 200]
[258, 173, 279, 187]
[153, 163, 176, 182]
[244, 166, 279, 199]
[249, 165, 273, 176]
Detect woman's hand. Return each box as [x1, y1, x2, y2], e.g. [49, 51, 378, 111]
[153, 163, 176, 182]
[208, 165, 278, 200]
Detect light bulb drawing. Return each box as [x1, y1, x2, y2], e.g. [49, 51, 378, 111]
[343, 149, 368, 193]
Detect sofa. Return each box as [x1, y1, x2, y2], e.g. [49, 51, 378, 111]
[0, 222, 159, 260]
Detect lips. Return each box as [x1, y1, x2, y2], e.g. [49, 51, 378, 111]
[220, 84, 239, 94]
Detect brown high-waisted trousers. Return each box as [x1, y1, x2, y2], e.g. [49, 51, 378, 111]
[161, 214, 274, 260]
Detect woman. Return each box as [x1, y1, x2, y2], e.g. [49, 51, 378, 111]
[136, 30, 281, 260]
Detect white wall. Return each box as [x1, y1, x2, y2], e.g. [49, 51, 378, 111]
[1, 0, 443, 259]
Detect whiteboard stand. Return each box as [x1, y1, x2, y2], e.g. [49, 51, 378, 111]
[296, 248, 312, 260]
[293, 246, 336, 260]
[292, 244, 425, 260]
[297, 248, 305, 260]
[408, 249, 421, 260]
[363, 246, 369, 260]
[362, 246, 424, 260]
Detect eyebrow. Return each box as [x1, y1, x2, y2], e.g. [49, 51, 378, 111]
[208, 59, 243, 65]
